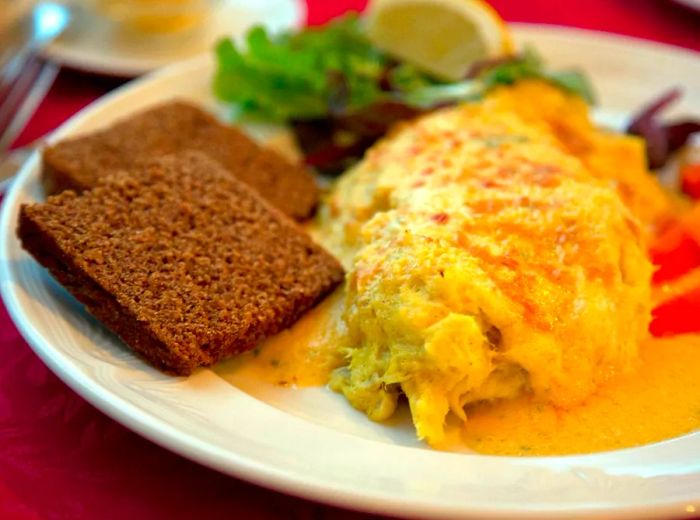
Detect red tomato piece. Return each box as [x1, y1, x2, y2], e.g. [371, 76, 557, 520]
[681, 164, 700, 200]
[650, 222, 700, 284]
[650, 287, 700, 336]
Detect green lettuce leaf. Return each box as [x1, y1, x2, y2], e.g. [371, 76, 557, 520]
[212, 17, 596, 123]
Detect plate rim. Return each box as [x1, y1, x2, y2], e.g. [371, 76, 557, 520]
[513, 21, 700, 58]
[3, 24, 700, 519]
[670, 0, 700, 13]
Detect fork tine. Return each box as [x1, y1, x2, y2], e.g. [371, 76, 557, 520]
[0, 53, 43, 128]
[0, 54, 59, 152]
[0, 50, 32, 99]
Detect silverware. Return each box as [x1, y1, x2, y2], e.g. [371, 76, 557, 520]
[0, 56, 58, 193]
[0, 1, 71, 193]
[0, 142, 37, 192]
[0, 1, 71, 77]
[0, 55, 59, 150]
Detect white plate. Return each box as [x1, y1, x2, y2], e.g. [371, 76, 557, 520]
[43, 0, 305, 77]
[2, 25, 700, 520]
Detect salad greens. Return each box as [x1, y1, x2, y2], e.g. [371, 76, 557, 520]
[214, 15, 392, 121]
[213, 14, 595, 173]
[214, 14, 594, 121]
[400, 47, 596, 108]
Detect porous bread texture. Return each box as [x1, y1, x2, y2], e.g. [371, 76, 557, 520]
[42, 100, 319, 220]
[19, 151, 344, 374]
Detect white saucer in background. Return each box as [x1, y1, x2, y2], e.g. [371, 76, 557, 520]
[43, 0, 305, 77]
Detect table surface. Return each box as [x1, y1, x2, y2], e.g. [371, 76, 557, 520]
[1, 1, 699, 519]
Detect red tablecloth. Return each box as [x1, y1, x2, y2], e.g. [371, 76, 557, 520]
[1, 2, 699, 519]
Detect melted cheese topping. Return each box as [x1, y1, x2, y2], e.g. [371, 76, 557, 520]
[226, 80, 697, 455]
[314, 80, 654, 445]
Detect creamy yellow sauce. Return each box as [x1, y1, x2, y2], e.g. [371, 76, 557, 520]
[229, 303, 700, 455]
[223, 289, 346, 387]
[460, 335, 700, 455]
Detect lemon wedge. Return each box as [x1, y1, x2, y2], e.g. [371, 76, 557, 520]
[366, 0, 513, 80]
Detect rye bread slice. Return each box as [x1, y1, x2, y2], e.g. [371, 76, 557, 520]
[42, 100, 318, 220]
[19, 150, 343, 375]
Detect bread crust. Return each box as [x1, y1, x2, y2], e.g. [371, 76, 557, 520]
[42, 100, 319, 220]
[20, 151, 343, 375]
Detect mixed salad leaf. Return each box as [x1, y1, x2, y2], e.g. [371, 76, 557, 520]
[214, 14, 697, 175]
[214, 15, 390, 121]
[626, 88, 700, 170]
[213, 15, 594, 173]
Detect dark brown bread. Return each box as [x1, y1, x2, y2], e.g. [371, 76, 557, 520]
[19, 151, 344, 375]
[42, 100, 318, 220]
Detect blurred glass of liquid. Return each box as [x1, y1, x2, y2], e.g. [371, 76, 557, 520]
[93, 0, 215, 35]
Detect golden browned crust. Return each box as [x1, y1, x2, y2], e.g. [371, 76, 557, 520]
[20, 151, 344, 375]
[42, 100, 319, 220]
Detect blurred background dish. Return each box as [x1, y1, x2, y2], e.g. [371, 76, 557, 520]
[93, 0, 217, 35]
[42, 0, 305, 77]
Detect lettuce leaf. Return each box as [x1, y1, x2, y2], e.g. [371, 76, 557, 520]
[212, 17, 596, 173]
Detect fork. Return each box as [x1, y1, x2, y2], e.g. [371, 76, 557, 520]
[0, 52, 59, 192]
